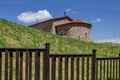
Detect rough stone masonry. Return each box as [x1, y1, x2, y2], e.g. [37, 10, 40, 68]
[29, 16, 92, 42]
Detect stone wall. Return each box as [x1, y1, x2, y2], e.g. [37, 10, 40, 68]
[56, 24, 92, 41]
[52, 19, 70, 34]
[29, 18, 92, 42]
[30, 19, 71, 34]
[30, 21, 52, 32]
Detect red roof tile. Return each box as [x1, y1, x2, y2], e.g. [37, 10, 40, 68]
[71, 19, 91, 24]
[56, 19, 92, 27]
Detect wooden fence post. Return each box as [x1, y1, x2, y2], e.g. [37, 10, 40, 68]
[119, 53, 120, 79]
[0, 51, 2, 80]
[45, 43, 50, 80]
[92, 50, 96, 80]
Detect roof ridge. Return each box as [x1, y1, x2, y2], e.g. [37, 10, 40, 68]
[29, 16, 73, 27]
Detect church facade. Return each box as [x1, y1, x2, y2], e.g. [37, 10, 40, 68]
[29, 16, 92, 42]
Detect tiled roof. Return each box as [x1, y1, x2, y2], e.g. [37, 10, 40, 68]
[29, 16, 73, 27]
[56, 19, 92, 27]
[52, 16, 73, 21]
[29, 16, 92, 27]
[70, 19, 91, 25]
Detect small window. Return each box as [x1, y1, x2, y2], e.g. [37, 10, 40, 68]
[85, 32, 88, 38]
[60, 30, 65, 36]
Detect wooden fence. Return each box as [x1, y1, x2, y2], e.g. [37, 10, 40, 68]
[96, 56, 120, 80]
[0, 43, 120, 80]
[0, 43, 50, 80]
[49, 53, 94, 80]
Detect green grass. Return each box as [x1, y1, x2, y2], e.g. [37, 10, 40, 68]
[0, 18, 120, 57]
[0, 18, 119, 80]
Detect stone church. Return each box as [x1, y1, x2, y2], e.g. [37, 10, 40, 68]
[29, 16, 92, 41]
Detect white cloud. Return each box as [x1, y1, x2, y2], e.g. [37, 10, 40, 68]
[91, 18, 104, 23]
[66, 8, 71, 12]
[95, 38, 120, 44]
[65, 8, 77, 15]
[17, 10, 53, 23]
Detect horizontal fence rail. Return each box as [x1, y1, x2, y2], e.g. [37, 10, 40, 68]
[0, 43, 120, 80]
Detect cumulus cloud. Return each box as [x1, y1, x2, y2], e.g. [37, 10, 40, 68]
[95, 38, 120, 44]
[91, 18, 104, 23]
[17, 10, 53, 23]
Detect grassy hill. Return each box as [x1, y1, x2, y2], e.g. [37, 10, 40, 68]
[0, 19, 120, 57]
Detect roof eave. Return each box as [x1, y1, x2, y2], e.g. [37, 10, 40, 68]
[56, 22, 92, 27]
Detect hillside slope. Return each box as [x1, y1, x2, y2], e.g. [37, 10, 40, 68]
[0, 19, 120, 57]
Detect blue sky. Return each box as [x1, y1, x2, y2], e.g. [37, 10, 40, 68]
[0, 0, 120, 43]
